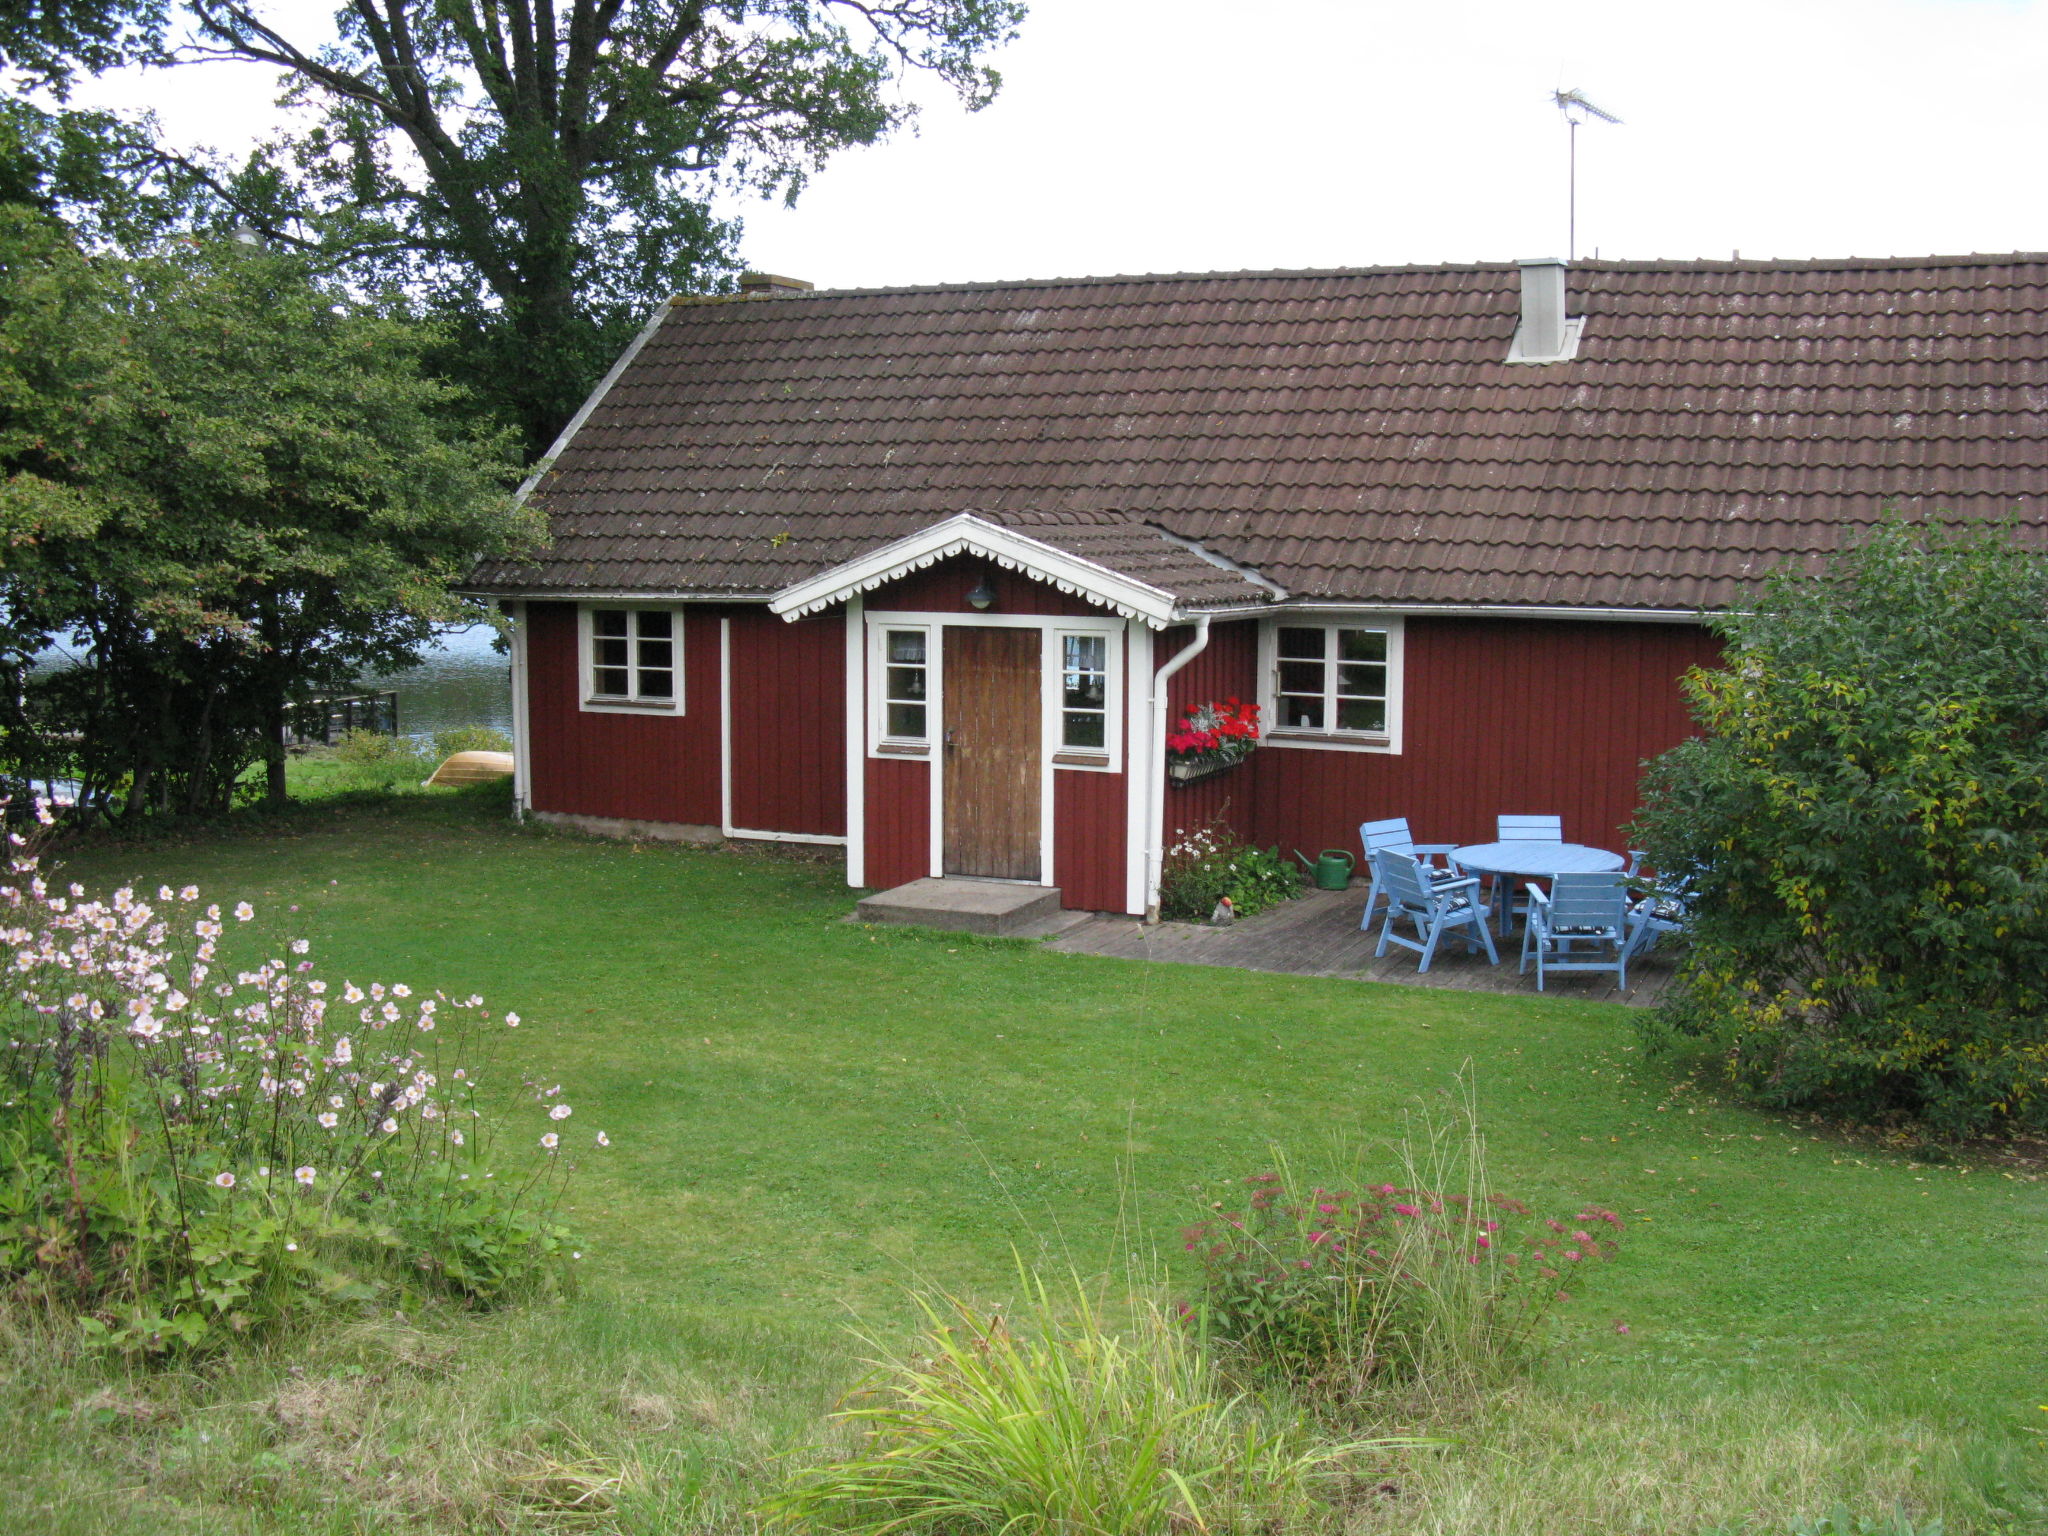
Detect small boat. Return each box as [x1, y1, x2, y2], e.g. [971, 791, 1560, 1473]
[424, 750, 515, 787]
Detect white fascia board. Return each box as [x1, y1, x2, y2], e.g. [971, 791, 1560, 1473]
[452, 589, 772, 604]
[766, 514, 1182, 628]
[512, 302, 672, 504]
[1277, 601, 1706, 625]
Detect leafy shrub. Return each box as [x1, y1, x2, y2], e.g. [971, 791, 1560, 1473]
[1633, 520, 2048, 1136]
[431, 726, 513, 759]
[333, 728, 430, 787]
[0, 817, 602, 1352]
[766, 1272, 1428, 1535]
[1179, 1108, 1619, 1402]
[1160, 816, 1304, 920]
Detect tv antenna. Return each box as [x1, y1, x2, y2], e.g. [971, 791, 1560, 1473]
[1553, 88, 1621, 261]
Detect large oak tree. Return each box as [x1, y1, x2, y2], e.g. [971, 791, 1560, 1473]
[175, 0, 1025, 452]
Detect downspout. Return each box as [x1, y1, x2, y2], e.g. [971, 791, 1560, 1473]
[1143, 612, 1211, 922]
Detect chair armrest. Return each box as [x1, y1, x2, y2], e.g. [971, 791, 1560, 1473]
[1525, 884, 1552, 913]
[1436, 876, 1482, 898]
[1412, 843, 1458, 857]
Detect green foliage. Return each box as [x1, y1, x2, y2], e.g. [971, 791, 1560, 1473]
[766, 1273, 1425, 1536]
[431, 726, 514, 760]
[1180, 1103, 1619, 1403]
[333, 728, 431, 788]
[0, 212, 537, 817]
[0, 835, 591, 1354]
[172, 0, 1027, 450]
[1159, 817, 1305, 920]
[1633, 520, 2048, 1136]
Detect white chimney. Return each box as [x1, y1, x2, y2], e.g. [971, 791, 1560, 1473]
[1506, 257, 1583, 365]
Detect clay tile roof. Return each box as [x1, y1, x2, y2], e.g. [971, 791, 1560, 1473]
[469, 256, 2048, 612]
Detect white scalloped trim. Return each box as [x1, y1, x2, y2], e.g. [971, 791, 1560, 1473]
[780, 536, 1161, 624]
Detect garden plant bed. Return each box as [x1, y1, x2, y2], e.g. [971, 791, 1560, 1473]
[3, 783, 2042, 1535]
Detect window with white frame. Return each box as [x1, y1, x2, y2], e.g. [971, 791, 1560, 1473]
[1060, 634, 1109, 750]
[880, 628, 930, 745]
[582, 606, 682, 711]
[1268, 621, 1400, 744]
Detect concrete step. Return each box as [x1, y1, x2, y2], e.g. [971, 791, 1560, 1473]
[856, 877, 1065, 936]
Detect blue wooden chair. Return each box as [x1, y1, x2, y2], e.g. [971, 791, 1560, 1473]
[1372, 850, 1499, 973]
[1622, 869, 1693, 960]
[1520, 872, 1632, 991]
[1357, 817, 1461, 929]
[1488, 813, 1564, 929]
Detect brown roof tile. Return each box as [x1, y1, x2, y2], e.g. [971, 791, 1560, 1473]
[470, 256, 2048, 610]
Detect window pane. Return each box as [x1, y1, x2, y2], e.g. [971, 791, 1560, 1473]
[594, 667, 629, 696]
[595, 636, 628, 668]
[1337, 628, 1386, 662]
[886, 665, 926, 701]
[1278, 660, 1325, 695]
[1277, 626, 1326, 659]
[1281, 695, 1325, 730]
[637, 671, 674, 700]
[886, 702, 926, 739]
[635, 610, 673, 640]
[637, 638, 673, 670]
[1064, 673, 1106, 711]
[1337, 663, 1385, 697]
[1063, 634, 1106, 672]
[1337, 697, 1386, 732]
[593, 609, 628, 638]
[887, 630, 926, 664]
[1063, 711, 1106, 749]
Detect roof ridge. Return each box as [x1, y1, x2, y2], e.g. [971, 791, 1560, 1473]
[668, 252, 2048, 304]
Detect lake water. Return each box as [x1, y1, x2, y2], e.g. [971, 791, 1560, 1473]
[357, 625, 513, 744]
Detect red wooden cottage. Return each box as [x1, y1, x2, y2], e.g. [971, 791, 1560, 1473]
[466, 255, 2048, 917]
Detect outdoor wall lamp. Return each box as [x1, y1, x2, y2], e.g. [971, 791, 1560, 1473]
[966, 574, 997, 611]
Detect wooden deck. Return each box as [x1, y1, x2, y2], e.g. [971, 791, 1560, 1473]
[1045, 885, 1678, 1006]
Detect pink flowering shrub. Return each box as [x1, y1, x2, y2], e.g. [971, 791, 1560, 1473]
[1180, 1166, 1621, 1398]
[0, 812, 603, 1353]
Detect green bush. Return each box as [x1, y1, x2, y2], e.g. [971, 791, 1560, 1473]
[431, 725, 513, 759]
[1633, 520, 2048, 1137]
[1159, 817, 1305, 920]
[0, 833, 595, 1353]
[766, 1273, 1427, 1535]
[333, 727, 430, 787]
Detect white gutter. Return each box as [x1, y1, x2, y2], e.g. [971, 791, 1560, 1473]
[1142, 612, 1212, 922]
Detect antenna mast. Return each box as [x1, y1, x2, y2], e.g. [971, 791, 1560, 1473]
[1552, 88, 1621, 261]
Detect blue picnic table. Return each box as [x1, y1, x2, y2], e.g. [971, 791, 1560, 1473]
[1450, 841, 1626, 936]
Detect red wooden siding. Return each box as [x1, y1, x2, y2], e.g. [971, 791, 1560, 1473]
[866, 556, 1112, 616]
[1158, 620, 1262, 844]
[1053, 772, 1127, 910]
[864, 756, 931, 890]
[1234, 618, 1721, 859]
[726, 608, 847, 836]
[525, 601, 721, 824]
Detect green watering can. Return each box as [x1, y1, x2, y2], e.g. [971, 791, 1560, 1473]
[1295, 848, 1356, 891]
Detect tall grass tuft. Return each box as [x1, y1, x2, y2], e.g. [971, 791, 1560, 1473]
[766, 1270, 1433, 1535]
[1181, 1084, 1620, 1407]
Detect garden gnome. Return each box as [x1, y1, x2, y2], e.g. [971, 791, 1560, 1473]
[1209, 895, 1235, 926]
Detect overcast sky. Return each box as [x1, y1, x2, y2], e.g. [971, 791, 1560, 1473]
[79, 0, 2048, 290]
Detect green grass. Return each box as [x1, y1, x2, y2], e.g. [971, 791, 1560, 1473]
[4, 783, 2044, 1534]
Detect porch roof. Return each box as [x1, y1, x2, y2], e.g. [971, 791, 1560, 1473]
[766, 512, 1279, 627]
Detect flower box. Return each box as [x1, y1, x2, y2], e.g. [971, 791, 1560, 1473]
[1167, 752, 1244, 788]
[1164, 698, 1262, 788]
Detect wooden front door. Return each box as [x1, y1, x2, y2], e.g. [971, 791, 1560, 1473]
[943, 626, 1042, 880]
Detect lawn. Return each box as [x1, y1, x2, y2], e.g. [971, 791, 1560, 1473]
[4, 783, 2043, 1534]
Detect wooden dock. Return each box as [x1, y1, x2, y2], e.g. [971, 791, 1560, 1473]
[1045, 885, 1678, 1006]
